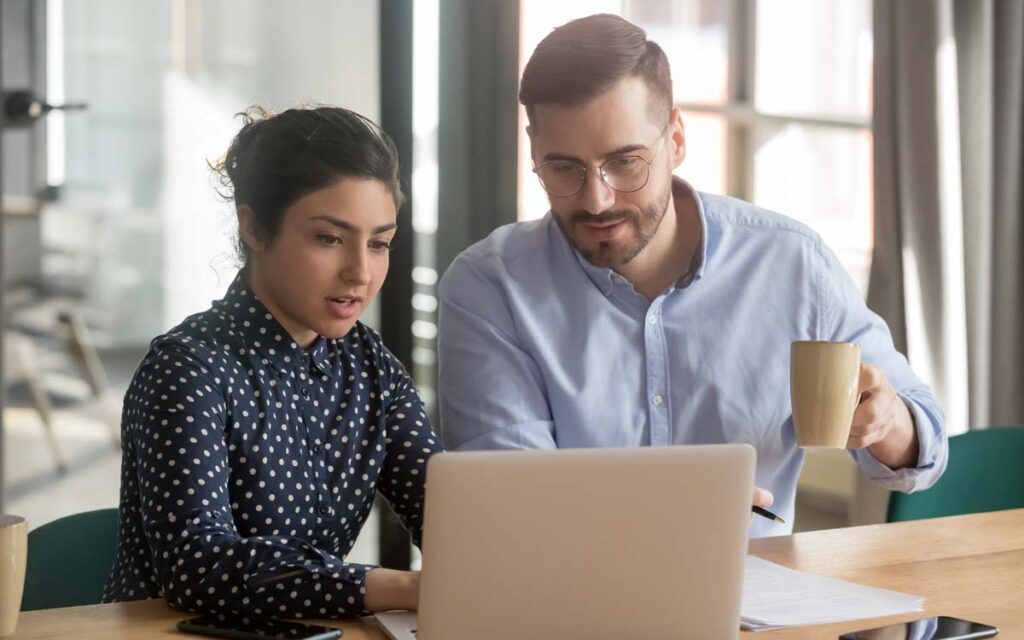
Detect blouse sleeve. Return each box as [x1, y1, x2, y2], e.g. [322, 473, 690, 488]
[374, 345, 444, 547]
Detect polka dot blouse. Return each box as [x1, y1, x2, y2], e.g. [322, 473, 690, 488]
[101, 272, 442, 618]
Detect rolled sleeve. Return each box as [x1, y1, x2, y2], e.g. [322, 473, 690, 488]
[817, 241, 949, 493]
[851, 392, 948, 492]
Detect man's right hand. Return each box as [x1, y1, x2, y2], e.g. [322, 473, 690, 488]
[751, 486, 774, 524]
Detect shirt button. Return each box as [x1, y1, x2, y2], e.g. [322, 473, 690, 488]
[648, 315, 659, 326]
[318, 504, 332, 516]
[312, 443, 322, 454]
[652, 394, 664, 406]
[301, 387, 310, 398]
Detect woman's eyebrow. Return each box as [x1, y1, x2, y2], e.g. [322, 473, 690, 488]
[310, 215, 397, 234]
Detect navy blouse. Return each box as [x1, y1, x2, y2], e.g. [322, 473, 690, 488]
[102, 273, 442, 618]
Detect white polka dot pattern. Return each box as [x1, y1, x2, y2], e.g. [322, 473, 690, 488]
[101, 273, 442, 619]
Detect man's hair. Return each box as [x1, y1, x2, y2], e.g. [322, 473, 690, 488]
[519, 14, 672, 128]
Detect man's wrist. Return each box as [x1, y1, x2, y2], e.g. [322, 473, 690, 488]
[868, 399, 919, 469]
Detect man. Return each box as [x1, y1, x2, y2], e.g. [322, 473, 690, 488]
[437, 14, 946, 536]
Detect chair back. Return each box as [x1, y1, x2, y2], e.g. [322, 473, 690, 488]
[21, 508, 119, 611]
[888, 427, 1024, 522]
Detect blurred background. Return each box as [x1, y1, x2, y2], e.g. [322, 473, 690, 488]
[2, 0, 1021, 569]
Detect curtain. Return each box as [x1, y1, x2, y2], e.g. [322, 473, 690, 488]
[437, 0, 520, 274]
[855, 0, 1023, 525]
[869, 0, 1024, 433]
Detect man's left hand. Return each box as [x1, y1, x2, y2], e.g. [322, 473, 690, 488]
[846, 363, 919, 469]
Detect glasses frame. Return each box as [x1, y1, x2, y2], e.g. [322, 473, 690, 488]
[532, 121, 671, 198]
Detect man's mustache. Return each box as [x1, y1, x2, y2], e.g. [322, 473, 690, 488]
[569, 210, 634, 225]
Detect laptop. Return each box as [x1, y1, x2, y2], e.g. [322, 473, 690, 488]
[377, 444, 754, 640]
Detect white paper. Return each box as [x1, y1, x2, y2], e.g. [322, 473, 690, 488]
[371, 557, 924, 635]
[741, 555, 925, 631]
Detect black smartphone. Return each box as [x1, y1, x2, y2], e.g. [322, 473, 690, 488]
[177, 613, 342, 640]
[838, 615, 998, 640]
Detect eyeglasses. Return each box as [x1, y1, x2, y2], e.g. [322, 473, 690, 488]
[533, 122, 670, 198]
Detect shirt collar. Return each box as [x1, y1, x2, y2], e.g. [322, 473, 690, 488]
[565, 176, 709, 297]
[677, 176, 708, 285]
[217, 271, 335, 377]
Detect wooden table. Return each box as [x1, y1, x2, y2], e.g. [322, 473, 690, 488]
[12, 509, 1024, 639]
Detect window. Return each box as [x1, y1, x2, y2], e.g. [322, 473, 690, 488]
[518, 0, 874, 294]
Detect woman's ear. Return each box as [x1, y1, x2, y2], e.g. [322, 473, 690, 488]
[237, 206, 265, 254]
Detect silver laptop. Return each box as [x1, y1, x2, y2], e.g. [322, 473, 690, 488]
[394, 444, 754, 640]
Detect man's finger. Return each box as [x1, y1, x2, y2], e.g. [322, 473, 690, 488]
[752, 486, 774, 508]
[858, 363, 885, 393]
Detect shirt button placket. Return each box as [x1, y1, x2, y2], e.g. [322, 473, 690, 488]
[645, 300, 670, 446]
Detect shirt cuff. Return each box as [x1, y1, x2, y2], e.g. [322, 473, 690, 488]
[852, 394, 941, 493]
[249, 558, 376, 618]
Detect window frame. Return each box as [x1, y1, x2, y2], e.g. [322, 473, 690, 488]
[664, 0, 871, 204]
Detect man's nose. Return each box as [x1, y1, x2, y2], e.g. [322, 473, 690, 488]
[577, 168, 616, 214]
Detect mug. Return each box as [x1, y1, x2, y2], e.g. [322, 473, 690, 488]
[0, 514, 28, 637]
[790, 341, 861, 448]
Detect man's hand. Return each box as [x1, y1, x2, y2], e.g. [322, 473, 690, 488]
[847, 363, 919, 469]
[751, 486, 774, 525]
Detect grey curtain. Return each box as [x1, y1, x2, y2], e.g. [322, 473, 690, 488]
[856, 0, 1023, 525]
[869, 0, 1024, 432]
[437, 0, 520, 274]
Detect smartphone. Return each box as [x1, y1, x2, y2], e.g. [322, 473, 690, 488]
[839, 615, 998, 640]
[177, 613, 343, 640]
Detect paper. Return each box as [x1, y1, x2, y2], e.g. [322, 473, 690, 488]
[741, 555, 925, 631]
[371, 557, 924, 635]
[374, 611, 418, 640]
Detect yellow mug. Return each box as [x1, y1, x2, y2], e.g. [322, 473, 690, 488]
[790, 341, 861, 448]
[0, 514, 28, 637]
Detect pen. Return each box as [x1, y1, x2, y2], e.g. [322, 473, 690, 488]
[752, 505, 786, 524]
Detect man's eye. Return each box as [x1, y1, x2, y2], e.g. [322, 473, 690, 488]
[547, 162, 581, 176]
[607, 156, 642, 170]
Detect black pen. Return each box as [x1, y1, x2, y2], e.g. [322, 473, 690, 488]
[752, 505, 786, 524]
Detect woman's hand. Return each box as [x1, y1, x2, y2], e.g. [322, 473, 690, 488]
[364, 568, 420, 612]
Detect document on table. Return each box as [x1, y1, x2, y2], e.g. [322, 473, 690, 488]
[372, 557, 925, 635]
[741, 555, 925, 631]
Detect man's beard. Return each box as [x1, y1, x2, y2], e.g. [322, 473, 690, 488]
[556, 187, 672, 269]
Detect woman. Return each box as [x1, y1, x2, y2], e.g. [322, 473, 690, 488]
[102, 106, 441, 618]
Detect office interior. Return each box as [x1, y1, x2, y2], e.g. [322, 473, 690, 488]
[1, 0, 1022, 575]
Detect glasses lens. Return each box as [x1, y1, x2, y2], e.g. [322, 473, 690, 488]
[602, 156, 649, 193]
[538, 162, 585, 197]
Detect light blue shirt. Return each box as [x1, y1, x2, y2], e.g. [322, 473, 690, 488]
[437, 180, 947, 536]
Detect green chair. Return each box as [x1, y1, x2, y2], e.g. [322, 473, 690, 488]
[21, 508, 119, 611]
[888, 426, 1024, 522]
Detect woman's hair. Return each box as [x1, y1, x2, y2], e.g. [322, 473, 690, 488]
[213, 105, 403, 264]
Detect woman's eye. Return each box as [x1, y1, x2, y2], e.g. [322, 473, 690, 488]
[317, 235, 342, 247]
[370, 240, 393, 252]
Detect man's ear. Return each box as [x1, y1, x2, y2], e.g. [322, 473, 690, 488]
[526, 123, 537, 165]
[236, 205, 265, 254]
[669, 107, 686, 168]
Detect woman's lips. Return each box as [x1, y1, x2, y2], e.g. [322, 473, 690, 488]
[326, 296, 361, 320]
